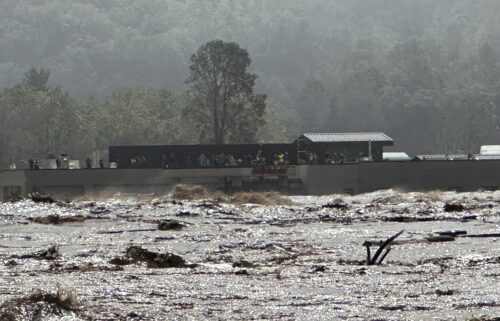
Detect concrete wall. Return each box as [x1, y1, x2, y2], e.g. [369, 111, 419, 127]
[3, 161, 500, 200]
[23, 167, 256, 198]
[358, 160, 500, 193]
[300, 160, 500, 195]
[0, 170, 26, 201]
[300, 164, 359, 195]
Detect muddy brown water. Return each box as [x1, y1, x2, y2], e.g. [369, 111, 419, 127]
[0, 190, 499, 320]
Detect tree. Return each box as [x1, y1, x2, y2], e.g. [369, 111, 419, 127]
[87, 87, 185, 148]
[184, 40, 266, 144]
[22, 68, 51, 91]
[0, 69, 83, 167]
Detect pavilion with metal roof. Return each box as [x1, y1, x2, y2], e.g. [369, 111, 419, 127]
[295, 132, 394, 164]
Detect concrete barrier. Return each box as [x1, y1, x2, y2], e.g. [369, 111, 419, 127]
[2, 160, 500, 200]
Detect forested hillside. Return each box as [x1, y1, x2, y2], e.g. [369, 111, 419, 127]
[1, 0, 500, 166]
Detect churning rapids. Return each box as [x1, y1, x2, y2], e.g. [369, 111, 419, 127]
[0, 189, 499, 321]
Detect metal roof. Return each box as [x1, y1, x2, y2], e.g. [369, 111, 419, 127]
[301, 132, 393, 143]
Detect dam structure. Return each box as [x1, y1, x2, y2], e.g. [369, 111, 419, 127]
[1, 132, 500, 201]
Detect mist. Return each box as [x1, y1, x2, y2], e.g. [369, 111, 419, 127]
[1, 0, 500, 166]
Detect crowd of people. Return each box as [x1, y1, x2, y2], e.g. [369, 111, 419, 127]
[125, 151, 290, 169]
[167, 151, 288, 169]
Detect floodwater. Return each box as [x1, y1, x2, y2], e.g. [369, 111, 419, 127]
[0, 189, 499, 320]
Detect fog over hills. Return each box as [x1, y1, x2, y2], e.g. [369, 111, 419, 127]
[1, 0, 500, 165]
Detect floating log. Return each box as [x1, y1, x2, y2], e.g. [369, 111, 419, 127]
[436, 230, 467, 237]
[425, 235, 456, 242]
[461, 233, 500, 238]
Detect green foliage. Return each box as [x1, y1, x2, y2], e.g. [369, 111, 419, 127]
[86, 87, 183, 148]
[22, 68, 51, 92]
[0, 72, 82, 165]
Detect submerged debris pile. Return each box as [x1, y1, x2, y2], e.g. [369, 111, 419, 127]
[109, 245, 192, 268]
[18, 244, 60, 261]
[157, 219, 185, 231]
[321, 199, 349, 209]
[28, 192, 56, 204]
[0, 289, 79, 320]
[29, 214, 86, 225]
[444, 202, 465, 212]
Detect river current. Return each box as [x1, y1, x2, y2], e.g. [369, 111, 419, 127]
[0, 189, 499, 320]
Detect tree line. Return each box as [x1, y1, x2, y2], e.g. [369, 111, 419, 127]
[2, 1, 500, 167]
[0, 40, 276, 167]
[2, 39, 500, 167]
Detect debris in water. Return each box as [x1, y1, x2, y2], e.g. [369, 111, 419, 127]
[234, 269, 249, 275]
[19, 244, 60, 260]
[232, 259, 256, 268]
[28, 192, 56, 204]
[30, 214, 86, 225]
[175, 210, 199, 217]
[4, 260, 18, 267]
[363, 230, 404, 265]
[468, 256, 500, 266]
[154, 236, 176, 242]
[425, 235, 456, 242]
[0, 288, 78, 320]
[322, 199, 348, 210]
[158, 219, 185, 231]
[89, 206, 110, 214]
[463, 233, 500, 238]
[98, 228, 157, 234]
[311, 265, 328, 273]
[127, 311, 140, 318]
[444, 202, 465, 212]
[50, 263, 124, 273]
[109, 245, 192, 268]
[435, 289, 455, 296]
[383, 216, 439, 222]
[195, 201, 220, 209]
[436, 230, 467, 237]
[383, 215, 476, 222]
